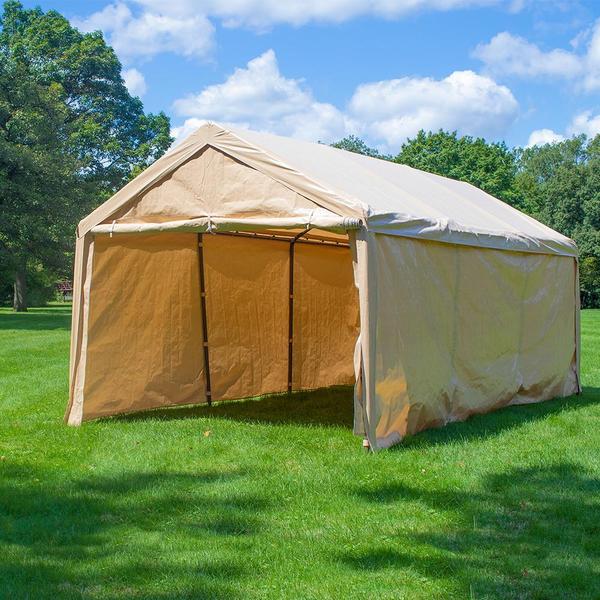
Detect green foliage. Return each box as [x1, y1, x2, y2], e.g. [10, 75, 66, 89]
[0, 34, 79, 308]
[331, 135, 390, 160]
[2, 306, 600, 598]
[580, 256, 600, 308]
[515, 135, 600, 307]
[0, 1, 172, 195]
[515, 136, 588, 233]
[394, 130, 520, 204]
[0, 1, 172, 309]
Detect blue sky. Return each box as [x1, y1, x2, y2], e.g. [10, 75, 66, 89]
[20, 0, 600, 151]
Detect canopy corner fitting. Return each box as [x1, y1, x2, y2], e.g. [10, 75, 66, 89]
[343, 217, 363, 230]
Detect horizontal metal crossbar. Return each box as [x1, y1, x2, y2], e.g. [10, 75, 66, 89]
[211, 230, 350, 248]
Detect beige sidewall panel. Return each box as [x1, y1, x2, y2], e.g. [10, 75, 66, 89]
[66, 234, 95, 425]
[203, 234, 289, 400]
[82, 233, 205, 419]
[292, 243, 359, 390]
[372, 235, 578, 446]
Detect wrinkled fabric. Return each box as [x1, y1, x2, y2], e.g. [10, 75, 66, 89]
[69, 232, 359, 422]
[292, 242, 359, 390]
[198, 234, 358, 399]
[369, 236, 579, 448]
[80, 233, 205, 420]
[202, 234, 289, 400]
[65, 233, 94, 425]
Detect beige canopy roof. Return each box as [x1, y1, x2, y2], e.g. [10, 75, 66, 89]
[79, 122, 576, 257]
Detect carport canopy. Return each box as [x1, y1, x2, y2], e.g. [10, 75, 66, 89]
[66, 123, 580, 450]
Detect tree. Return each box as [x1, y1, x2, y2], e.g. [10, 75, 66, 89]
[514, 136, 589, 233]
[0, 1, 172, 310]
[394, 130, 520, 205]
[515, 134, 600, 308]
[331, 135, 390, 160]
[0, 49, 80, 310]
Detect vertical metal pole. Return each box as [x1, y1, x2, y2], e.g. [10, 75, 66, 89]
[287, 242, 295, 393]
[197, 233, 212, 405]
[288, 229, 311, 393]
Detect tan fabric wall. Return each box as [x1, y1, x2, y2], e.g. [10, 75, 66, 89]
[201, 234, 358, 400]
[370, 235, 579, 448]
[69, 226, 578, 444]
[202, 234, 290, 400]
[82, 233, 205, 420]
[66, 233, 95, 425]
[292, 243, 359, 389]
[113, 146, 324, 223]
[73, 231, 358, 421]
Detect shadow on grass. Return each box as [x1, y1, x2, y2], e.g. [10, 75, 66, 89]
[113, 387, 600, 450]
[0, 462, 267, 598]
[113, 386, 355, 429]
[344, 462, 600, 598]
[0, 305, 72, 331]
[396, 387, 600, 451]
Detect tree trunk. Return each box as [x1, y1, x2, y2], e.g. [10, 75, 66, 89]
[13, 266, 27, 312]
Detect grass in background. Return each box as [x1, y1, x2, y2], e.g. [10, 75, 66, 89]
[1, 305, 600, 599]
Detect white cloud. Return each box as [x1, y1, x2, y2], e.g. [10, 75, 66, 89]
[171, 118, 209, 143]
[473, 32, 582, 78]
[72, 2, 214, 62]
[133, 0, 502, 30]
[348, 70, 518, 148]
[526, 128, 565, 147]
[474, 20, 600, 91]
[526, 111, 600, 147]
[567, 111, 600, 138]
[173, 50, 350, 143]
[583, 21, 600, 91]
[173, 51, 518, 151]
[72, 0, 526, 62]
[122, 67, 147, 96]
[72, 2, 131, 33]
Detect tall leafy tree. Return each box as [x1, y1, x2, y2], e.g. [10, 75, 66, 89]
[515, 135, 588, 233]
[0, 1, 172, 310]
[515, 135, 600, 307]
[394, 130, 520, 205]
[0, 51, 80, 311]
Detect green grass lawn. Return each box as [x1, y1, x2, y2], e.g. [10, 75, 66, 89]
[1, 304, 600, 599]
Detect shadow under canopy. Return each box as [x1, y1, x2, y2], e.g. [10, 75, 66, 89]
[114, 386, 356, 429]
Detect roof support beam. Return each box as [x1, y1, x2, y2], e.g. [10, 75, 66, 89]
[91, 216, 362, 236]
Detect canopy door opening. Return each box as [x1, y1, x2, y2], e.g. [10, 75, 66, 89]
[73, 229, 359, 422]
[200, 230, 359, 403]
